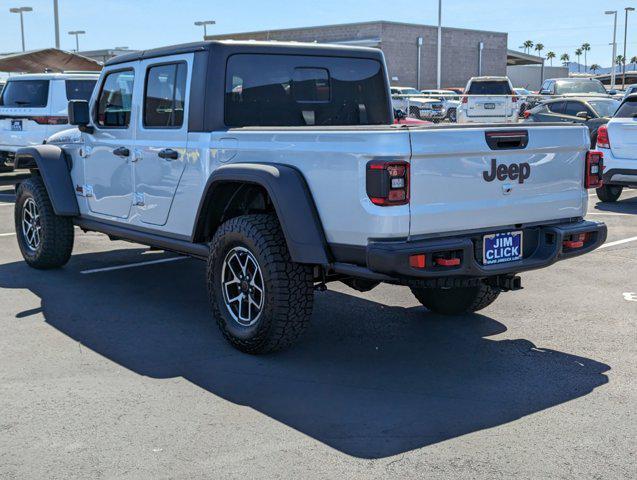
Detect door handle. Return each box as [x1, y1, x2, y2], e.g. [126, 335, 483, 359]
[158, 148, 179, 160]
[113, 147, 130, 157]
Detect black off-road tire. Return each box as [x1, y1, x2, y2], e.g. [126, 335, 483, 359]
[208, 214, 314, 354]
[596, 184, 623, 203]
[410, 281, 500, 315]
[14, 177, 74, 269]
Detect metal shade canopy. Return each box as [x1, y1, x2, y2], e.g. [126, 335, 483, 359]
[0, 48, 102, 73]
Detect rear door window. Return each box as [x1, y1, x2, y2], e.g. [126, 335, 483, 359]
[143, 62, 187, 128]
[547, 101, 566, 114]
[65, 80, 97, 101]
[0, 80, 49, 107]
[467, 81, 512, 95]
[95, 69, 135, 128]
[564, 101, 591, 117]
[224, 54, 389, 127]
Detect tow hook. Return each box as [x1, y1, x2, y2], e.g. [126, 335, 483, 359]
[486, 274, 523, 292]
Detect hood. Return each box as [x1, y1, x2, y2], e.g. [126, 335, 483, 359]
[46, 127, 82, 145]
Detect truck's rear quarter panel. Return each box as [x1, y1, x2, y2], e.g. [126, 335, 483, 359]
[408, 125, 590, 238]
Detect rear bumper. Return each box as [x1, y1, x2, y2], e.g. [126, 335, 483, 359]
[603, 168, 637, 188]
[359, 220, 606, 280]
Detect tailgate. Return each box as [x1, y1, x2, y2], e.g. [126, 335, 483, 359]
[0, 109, 50, 148]
[608, 119, 637, 160]
[466, 95, 509, 117]
[408, 125, 589, 237]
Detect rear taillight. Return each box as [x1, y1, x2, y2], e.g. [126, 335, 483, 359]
[596, 125, 610, 149]
[366, 160, 410, 206]
[31, 116, 68, 125]
[461, 96, 468, 104]
[511, 95, 518, 103]
[585, 151, 604, 189]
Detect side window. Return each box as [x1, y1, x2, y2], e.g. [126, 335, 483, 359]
[564, 101, 591, 117]
[96, 69, 135, 128]
[547, 101, 566, 114]
[65, 80, 97, 101]
[143, 62, 187, 128]
[548, 81, 556, 94]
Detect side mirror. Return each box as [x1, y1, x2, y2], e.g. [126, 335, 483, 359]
[576, 111, 590, 119]
[608, 89, 618, 95]
[68, 100, 93, 133]
[394, 109, 407, 120]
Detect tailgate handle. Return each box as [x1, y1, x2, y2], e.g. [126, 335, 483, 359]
[485, 130, 528, 150]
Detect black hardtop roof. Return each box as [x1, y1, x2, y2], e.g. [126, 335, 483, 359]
[105, 40, 384, 66]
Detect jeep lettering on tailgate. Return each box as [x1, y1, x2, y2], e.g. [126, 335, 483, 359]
[483, 158, 531, 184]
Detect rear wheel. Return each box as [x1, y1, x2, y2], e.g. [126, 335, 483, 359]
[14, 177, 74, 269]
[596, 184, 623, 203]
[448, 108, 457, 123]
[409, 106, 422, 119]
[208, 214, 314, 354]
[411, 282, 500, 315]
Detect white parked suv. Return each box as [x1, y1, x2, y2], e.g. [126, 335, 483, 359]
[594, 93, 637, 202]
[420, 89, 461, 122]
[13, 41, 606, 354]
[0, 73, 98, 171]
[458, 76, 518, 124]
[390, 87, 446, 122]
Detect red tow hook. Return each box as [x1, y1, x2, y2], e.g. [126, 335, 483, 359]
[434, 257, 461, 267]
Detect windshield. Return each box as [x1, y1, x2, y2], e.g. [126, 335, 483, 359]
[588, 100, 620, 118]
[515, 88, 531, 95]
[400, 88, 421, 95]
[467, 81, 512, 95]
[555, 80, 607, 95]
[0, 80, 49, 107]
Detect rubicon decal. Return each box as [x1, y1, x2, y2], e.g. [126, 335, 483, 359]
[483, 158, 531, 184]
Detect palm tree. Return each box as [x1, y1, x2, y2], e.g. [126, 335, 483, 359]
[560, 53, 570, 68]
[546, 51, 556, 66]
[589, 64, 601, 75]
[575, 48, 583, 72]
[581, 43, 591, 71]
[534, 43, 544, 59]
[631, 56, 637, 71]
[523, 40, 534, 54]
[616, 55, 626, 73]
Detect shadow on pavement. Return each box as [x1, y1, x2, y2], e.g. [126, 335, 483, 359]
[0, 250, 610, 459]
[592, 194, 637, 215]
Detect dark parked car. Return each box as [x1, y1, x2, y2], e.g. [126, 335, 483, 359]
[524, 97, 620, 146]
[538, 78, 615, 99]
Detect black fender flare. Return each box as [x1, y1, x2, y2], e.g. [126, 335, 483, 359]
[14, 145, 79, 216]
[194, 163, 330, 265]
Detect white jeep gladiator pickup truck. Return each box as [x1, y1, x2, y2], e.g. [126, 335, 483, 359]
[13, 40, 607, 354]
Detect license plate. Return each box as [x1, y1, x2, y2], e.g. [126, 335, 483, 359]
[483, 231, 523, 265]
[10, 120, 22, 131]
[484, 103, 496, 110]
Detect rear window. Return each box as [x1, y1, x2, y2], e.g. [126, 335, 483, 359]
[65, 80, 97, 101]
[224, 54, 390, 127]
[554, 80, 607, 95]
[467, 81, 512, 95]
[615, 97, 637, 117]
[0, 80, 49, 107]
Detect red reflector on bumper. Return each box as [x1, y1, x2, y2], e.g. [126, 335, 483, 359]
[563, 240, 584, 249]
[409, 254, 426, 269]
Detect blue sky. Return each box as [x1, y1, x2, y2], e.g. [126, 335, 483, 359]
[1, 0, 636, 68]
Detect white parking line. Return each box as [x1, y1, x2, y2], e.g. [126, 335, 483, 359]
[599, 236, 637, 250]
[0, 232, 16, 237]
[80, 256, 187, 274]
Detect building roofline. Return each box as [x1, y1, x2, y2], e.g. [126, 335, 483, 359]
[205, 20, 507, 40]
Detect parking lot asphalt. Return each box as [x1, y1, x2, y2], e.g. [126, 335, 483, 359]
[0, 173, 635, 480]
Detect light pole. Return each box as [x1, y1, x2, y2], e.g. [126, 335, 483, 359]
[194, 20, 215, 39]
[9, 6, 33, 52]
[436, 0, 442, 89]
[68, 30, 86, 52]
[53, 0, 60, 49]
[623, 7, 635, 88]
[606, 10, 618, 89]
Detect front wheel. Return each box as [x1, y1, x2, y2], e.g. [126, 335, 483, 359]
[208, 214, 314, 354]
[448, 108, 457, 123]
[596, 184, 623, 203]
[14, 177, 74, 269]
[411, 282, 500, 315]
